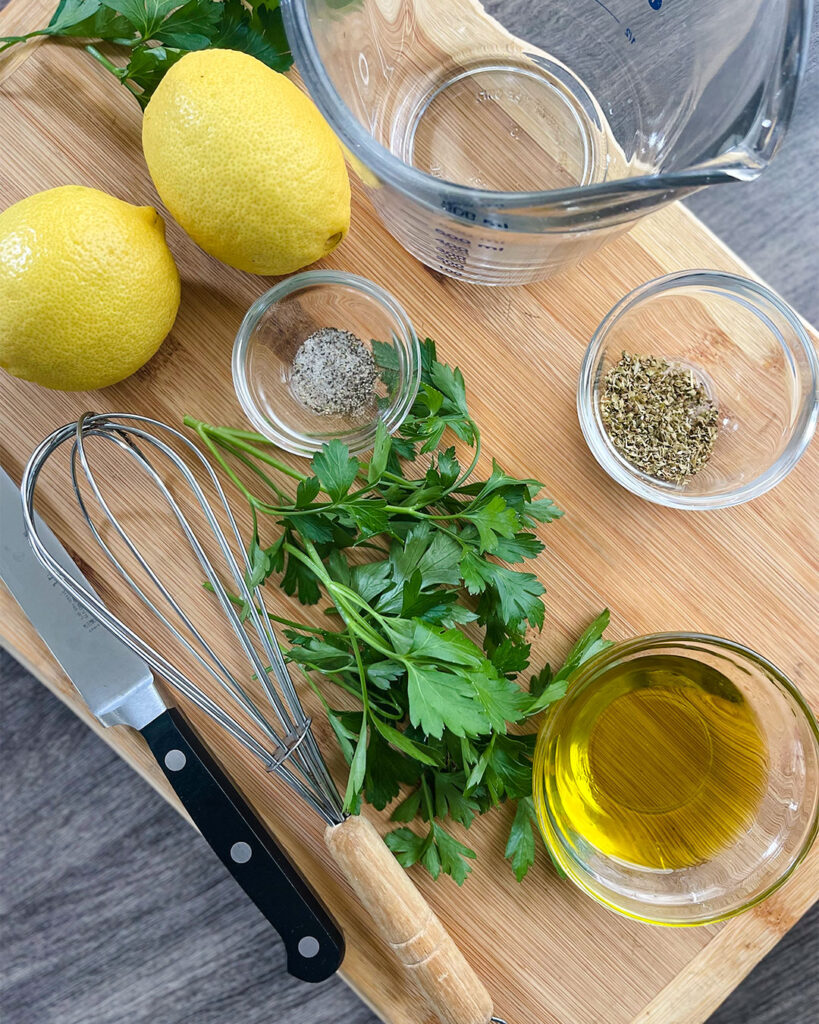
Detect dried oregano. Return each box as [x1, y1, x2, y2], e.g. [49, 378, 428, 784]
[600, 352, 719, 485]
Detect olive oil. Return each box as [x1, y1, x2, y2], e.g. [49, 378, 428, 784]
[542, 655, 769, 870]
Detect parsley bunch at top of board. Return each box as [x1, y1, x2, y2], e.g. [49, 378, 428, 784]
[185, 338, 609, 884]
[0, 1, 292, 107]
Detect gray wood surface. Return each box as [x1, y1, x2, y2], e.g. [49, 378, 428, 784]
[1, 4, 817, 1023]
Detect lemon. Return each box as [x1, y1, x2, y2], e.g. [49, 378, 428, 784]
[0, 186, 180, 391]
[142, 49, 351, 276]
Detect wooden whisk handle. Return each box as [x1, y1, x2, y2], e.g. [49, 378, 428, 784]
[325, 814, 494, 1024]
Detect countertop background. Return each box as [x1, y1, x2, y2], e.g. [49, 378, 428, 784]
[1, 3, 817, 1023]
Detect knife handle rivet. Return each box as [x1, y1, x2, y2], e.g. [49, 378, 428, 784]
[230, 841, 252, 864]
[164, 749, 187, 772]
[298, 936, 321, 959]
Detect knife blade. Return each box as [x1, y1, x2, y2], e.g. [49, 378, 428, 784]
[0, 465, 165, 729]
[0, 466, 344, 982]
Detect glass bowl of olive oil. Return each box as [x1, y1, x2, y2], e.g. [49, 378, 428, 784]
[533, 634, 819, 925]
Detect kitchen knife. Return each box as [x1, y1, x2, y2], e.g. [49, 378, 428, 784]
[0, 466, 344, 982]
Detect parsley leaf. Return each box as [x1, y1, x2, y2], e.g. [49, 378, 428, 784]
[371, 716, 439, 767]
[123, 45, 184, 105]
[491, 532, 545, 563]
[527, 610, 611, 713]
[384, 619, 485, 668]
[523, 495, 564, 525]
[432, 823, 476, 885]
[48, 0, 135, 39]
[343, 721, 368, 813]
[390, 788, 422, 823]
[505, 796, 538, 881]
[101, 0, 179, 38]
[368, 419, 392, 484]
[340, 498, 389, 537]
[281, 546, 321, 605]
[388, 523, 462, 590]
[1, 0, 293, 104]
[384, 823, 476, 885]
[469, 664, 529, 731]
[406, 663, 490, 739]
[313, 440, 360, 502]
[461, 551, 545, 630]
[295, 476, 321, 506]
[433, 772, 479, 828]
[152, 0, 220, 48]
[465, 494, 519, 553]
[384, 826, 431, 870]
[212, 0, 290, 72]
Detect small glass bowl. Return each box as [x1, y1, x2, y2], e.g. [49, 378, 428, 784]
[232, 271, 421, 457]
[578, 271, 818, 509]
[533, 634, 819, 926]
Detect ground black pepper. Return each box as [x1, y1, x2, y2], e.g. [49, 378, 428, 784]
[289, 327, 378, 416]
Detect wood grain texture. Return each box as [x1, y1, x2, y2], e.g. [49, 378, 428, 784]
[0, 2, 817, 1024]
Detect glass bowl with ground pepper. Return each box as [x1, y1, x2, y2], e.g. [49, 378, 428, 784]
[578, 271, 818, 509]
[233, 271, 421, 456]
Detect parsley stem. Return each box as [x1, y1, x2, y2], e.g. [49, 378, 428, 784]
[300, 662, 366, 700]
[299, 668, 334, 713]
[207, 584, 327, 634]
[356, 461, 416, 489]
[216, 439, 290, 502]
[349, 633, 370, 716]
[183, 418, 307, 482]
[428, 522, 467, 548]
[421, 775, 436, 823]
[0, 35, 36, 53]
[204, 427, 272, 442]
[283, 541, 394, 656]
[220, 436, 307, 481]
[382, 505, 470, 526]
[260, 502, 338, 516]
[449, 421, 481, 494]
[84, 46, 141, 99]
[192, 423, 257, 507]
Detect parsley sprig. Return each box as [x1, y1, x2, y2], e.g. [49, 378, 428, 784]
[0, 1, 292, 108]
[184, 339, 609, 883]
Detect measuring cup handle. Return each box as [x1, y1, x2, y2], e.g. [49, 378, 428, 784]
[325, 814, 494, 1024]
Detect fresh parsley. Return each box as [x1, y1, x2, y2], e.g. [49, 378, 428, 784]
[184, 338, 610, 883]
[0, 1, 292, 108]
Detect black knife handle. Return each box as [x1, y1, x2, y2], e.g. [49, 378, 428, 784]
[140, 707, 344, 982]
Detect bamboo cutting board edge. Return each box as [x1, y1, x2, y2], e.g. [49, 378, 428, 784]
[1, 2, 818, 1022]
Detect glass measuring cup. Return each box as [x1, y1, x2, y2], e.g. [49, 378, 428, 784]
[283, 0, 812, 285]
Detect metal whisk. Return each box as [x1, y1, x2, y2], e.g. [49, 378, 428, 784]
[22, 412, 503, 1024]
[24, 411, 344, 827]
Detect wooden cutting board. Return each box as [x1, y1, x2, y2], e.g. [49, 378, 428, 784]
[1, 3, 817, 1022]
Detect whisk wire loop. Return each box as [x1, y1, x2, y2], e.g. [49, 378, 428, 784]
[22, 413, 346, 826]
[76, 425, 292, 728]
[70, 426, 306, 777]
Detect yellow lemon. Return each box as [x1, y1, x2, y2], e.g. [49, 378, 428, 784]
[142, 49, 351, 276]
[0, 186, 180, 391]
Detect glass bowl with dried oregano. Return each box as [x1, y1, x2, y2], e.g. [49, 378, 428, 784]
[578, 271, 819, 509]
